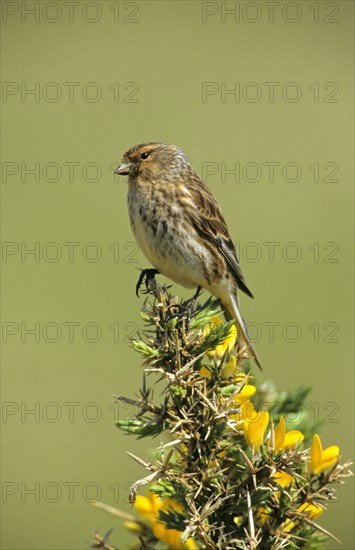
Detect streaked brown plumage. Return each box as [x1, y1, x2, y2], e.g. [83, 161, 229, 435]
[115, 142, 262, 369]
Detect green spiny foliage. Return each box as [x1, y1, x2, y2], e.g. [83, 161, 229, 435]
[93, 281, 352, 550]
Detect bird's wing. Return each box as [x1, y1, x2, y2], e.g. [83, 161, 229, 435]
[187, 177, 254, 298]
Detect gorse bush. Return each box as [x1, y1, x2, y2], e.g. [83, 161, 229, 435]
[92, 281, 352, 550]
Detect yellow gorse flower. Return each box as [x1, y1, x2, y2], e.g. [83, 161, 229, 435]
[257, 507, 269, 524]
[199, 365, 212, 379]
[134, 491, 162, 521]
[274, 415, 304, 451]
[234, 383, 256, 404]
[221, 355, 237, 379]
[297, 501, 323, 519]
[272, 470, 294, 487]
[134, 491, 197, 549]
[203, 316, 237, 359]
[243, 408, 269, 451]
[229, 398, 253, 424]
[123, 520, 145, 535]
[282, 501, 323, 533]
[310, 434, 340, 474]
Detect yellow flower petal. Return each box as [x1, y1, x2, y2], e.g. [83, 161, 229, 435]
[135, 491, 164, 521]
[321, 445, 340, 470]
[274, 415, 286, 451]
[258, 507, 270, 524]
[234, 384, 256, 404]
[244, 411, 269, 451]
[215, 324, 237, 359]
[183, 538, 200, 550]
[233, 516, 243, 526]
[310, 434, 322, 472]
[134, 495, 155, 519]
[298, 501, 323, 520]
[123, 520, 145, 535]
[310, 434, 340, 474]
[151, 521, 167, 541]
[199, 365, 211, 379]
[272, 470, 294, 487]
[242, 400, 257, 421]
[205, 316, 222, 331]
[221, 356, 237, 379]
[203, 317, 237, 359]
[282, 519, 296, 533]
[284, 430, 304, 448]
[147, 490, 164, 515]
[161, 497, 184, 514]
[164, 528, 184, 548]
[281, 502, 323, 533]
[230, 400, 256, 425]
[274, 415, 304, 451]
[152, 522, 195, 550]
[135, 492, 197, 550]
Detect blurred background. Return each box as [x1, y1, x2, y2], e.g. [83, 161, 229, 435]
[1, 1, 354, 548]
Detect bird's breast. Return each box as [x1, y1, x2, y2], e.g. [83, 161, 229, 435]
[127, 185, 213, 288]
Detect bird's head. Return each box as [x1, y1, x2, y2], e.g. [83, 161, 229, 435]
[115, 142, 192, 184]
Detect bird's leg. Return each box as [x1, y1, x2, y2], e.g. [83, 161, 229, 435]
[182, 286, 202, 324]
[135, 268, 160, 297]
[187, 285, 202, 314]
[166, 286, 202, 328]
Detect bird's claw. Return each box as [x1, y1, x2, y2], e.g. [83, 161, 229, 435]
[136, 269, 160, 297]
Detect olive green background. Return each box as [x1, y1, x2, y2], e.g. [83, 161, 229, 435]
[1, 1, 354, 548]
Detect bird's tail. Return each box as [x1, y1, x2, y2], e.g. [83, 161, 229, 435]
[221, 295, 263, 371]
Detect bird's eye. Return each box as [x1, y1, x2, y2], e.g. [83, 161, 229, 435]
[140, 151, 151, 160]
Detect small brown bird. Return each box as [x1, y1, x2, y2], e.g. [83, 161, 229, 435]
[115, 142, 262, 369]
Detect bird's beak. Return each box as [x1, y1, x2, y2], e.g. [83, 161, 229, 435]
[115, 162, 131, 175]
